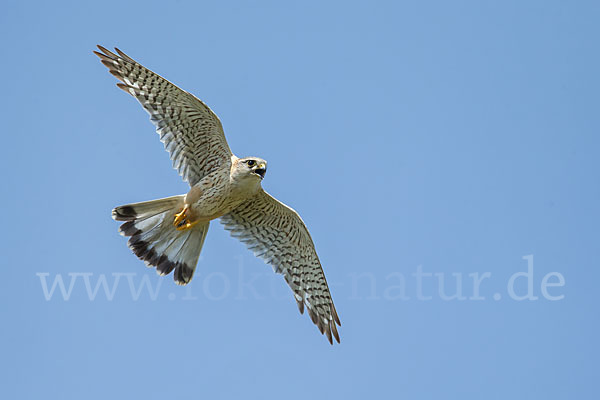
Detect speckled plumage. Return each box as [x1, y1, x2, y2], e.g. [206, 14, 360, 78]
[96, 46, 340, 344]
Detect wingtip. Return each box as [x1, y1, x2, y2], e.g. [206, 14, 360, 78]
[95, 45, 120, 59]
[114, 47, 126, 57]
[116, 82, 133, 94]
[327, 335, 333, 345]
[332, 304, 341, 326]
[331, 321, 340, 343]
[296, 299, 305, 315]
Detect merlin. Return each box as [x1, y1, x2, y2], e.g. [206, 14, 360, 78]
[95, 46, 341, 344]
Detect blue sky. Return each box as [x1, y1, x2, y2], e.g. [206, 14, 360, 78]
[1, 0, 598, 398]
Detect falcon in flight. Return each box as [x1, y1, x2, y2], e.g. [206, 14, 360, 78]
[95, 46, 340, 344]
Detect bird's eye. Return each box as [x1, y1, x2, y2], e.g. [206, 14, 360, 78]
[246, 160, 256, 167]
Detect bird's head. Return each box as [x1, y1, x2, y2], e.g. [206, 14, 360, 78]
[235, 157, 268, 181]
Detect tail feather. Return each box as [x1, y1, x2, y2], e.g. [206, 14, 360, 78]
[112, 195, 183, 221]
[112, 196, 208, 285]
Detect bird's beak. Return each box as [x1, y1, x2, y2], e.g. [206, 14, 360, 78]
[254, 163, 267, 179]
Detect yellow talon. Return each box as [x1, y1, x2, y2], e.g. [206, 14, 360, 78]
[173, 206, 199, 231]
[173, 207, 187, 226]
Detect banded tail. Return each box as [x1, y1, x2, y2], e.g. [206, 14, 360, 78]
[112, 195, 209, 285]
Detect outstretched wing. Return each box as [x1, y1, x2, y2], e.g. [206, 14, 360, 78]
[221, 190, 341, 344]
[94, 45, 233, 186]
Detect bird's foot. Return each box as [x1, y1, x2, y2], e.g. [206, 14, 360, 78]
[173, 206, 198, 231]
